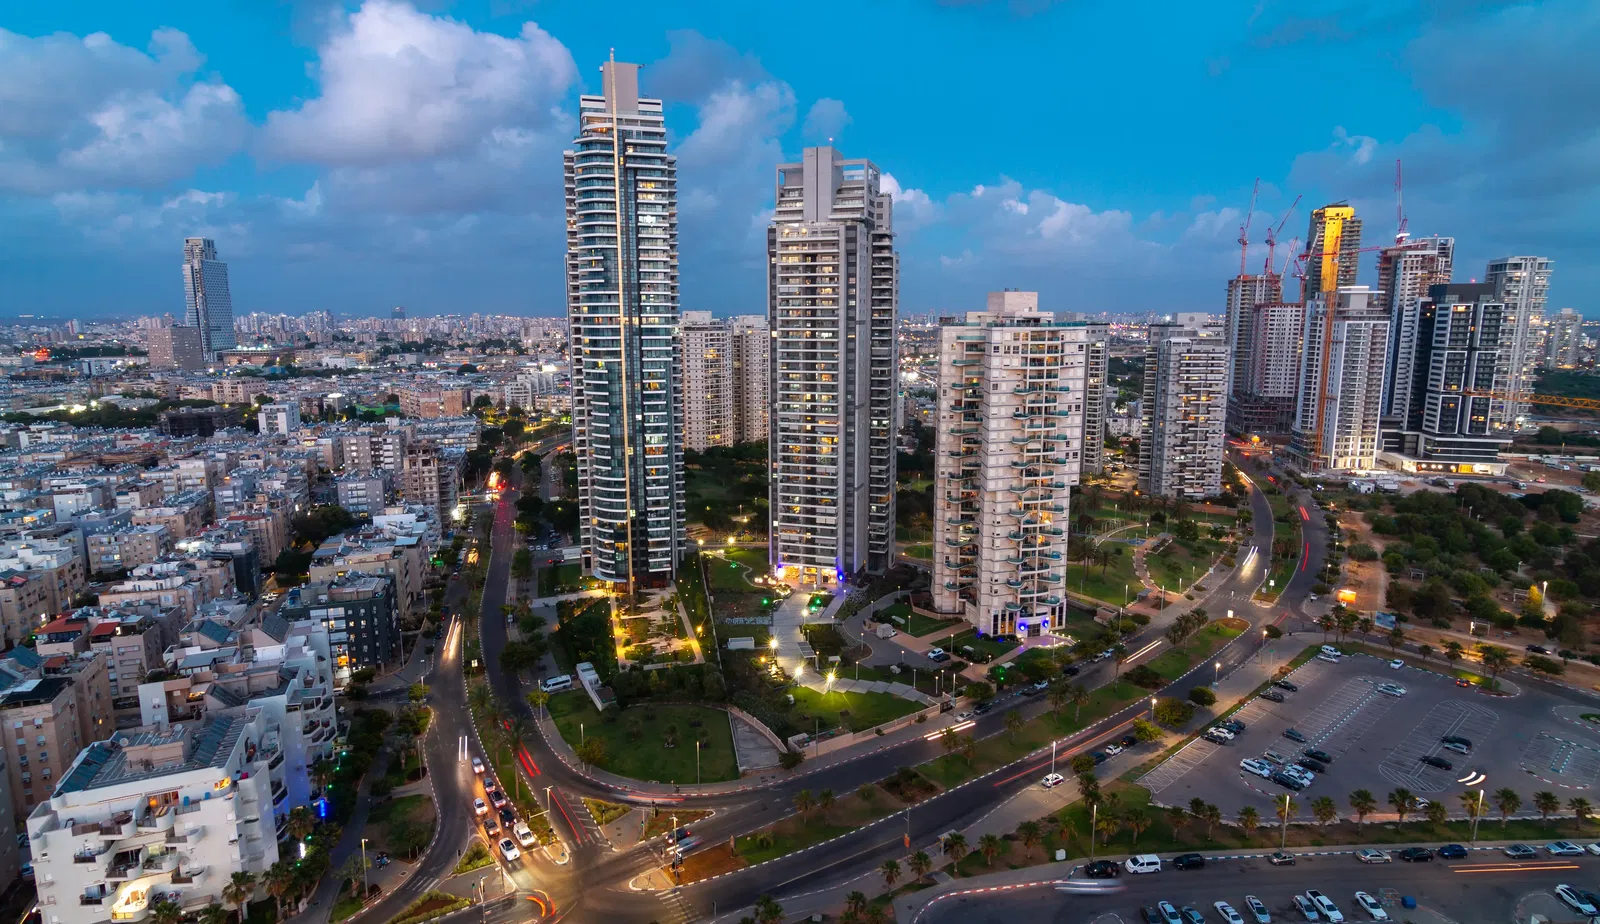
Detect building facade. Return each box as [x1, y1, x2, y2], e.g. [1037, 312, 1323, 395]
[1303, 204, 1362, 295]
[1139, 321, 1229, 498]
[767, 146, 898, 586]
[256, 403, 301, 438]
[1547, 307, 1583, 368]
[1379, 236, 1456, 419]
[564, 60, 685, 589]
[1486, 255, 1553, 429]
[147, 327, 205, 372]
[1230, 301, 1304, 435]
[181, 238, 236, 357]
[730, 315, 771, 444]
[930, 293, 1090, 637]
[1223, 274, 1281, 415]
[1289, 287, 1391, 472]
[280, 575, 399, 685]
[681, 312, 733, 451]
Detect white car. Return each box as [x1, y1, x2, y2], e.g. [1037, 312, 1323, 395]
[471, 756, 485, 774]
[1041, 772, 1065, 789]
[1305, 891, 1344, 923]
[1214, 902, 1245, 924]
[513, 821, 536, 847]
[1104, 743, 1124, 757]
[1244, 896, 1271, 924]
[1353, 892, 1387, 921]
[1546, 840, 1585, 856]
[1376, 683, 1406, 697]
[1240, 757, 1274, 778]
[1585, 842, 1600, 856]
[1316, 653, 1340, 664]
[1124, 854, 1161, 874]
[1388, 659, 1404, 670]
[473, 798, 488, 817]
[1208, 727, 1236, 741]
[1355, 848, 1390, 863]
[1556, 885, 1599, 917]
[953, 711, 974, 723]
[498, 837, 521, 861]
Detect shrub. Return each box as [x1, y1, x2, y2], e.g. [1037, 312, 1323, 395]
[1347, 543, 1378, 562]
[1187, 686, 1217, 707]
[1152, 698, 1195, 728]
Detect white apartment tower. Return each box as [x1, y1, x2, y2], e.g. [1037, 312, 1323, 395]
[1139, 322, 1229, 498]
[564, 60, 685, 589]
[681, 311, 733, 451]
[1245, 303, 1305, 405]
[1289, 287, 1391, 472]
[1547, 308, 1582, 368]
[931, 292, 1091, 636]
[1223, 275, 1281, 399]
[181, 239, 236, 357]
[1486, 255, 1553, 428]
[767, 146, 897, 585]
[730, 315, 771, 444]
[1378, 236, 1454, 418]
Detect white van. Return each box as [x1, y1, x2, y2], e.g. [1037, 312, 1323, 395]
[540, 675, 574, 693]
[1124, 854, 1162, 874]
[1319, 645, 1341, 658]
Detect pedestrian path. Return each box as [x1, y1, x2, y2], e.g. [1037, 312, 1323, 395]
[795, 675, 935, 705]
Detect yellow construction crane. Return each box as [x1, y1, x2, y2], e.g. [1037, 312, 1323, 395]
[1469, 392, 1600, 412]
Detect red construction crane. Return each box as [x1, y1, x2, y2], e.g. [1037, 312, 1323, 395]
[1394, 159, 1409, 245]
[1237, 177, 1259, 277]
[1262, 195, 1301, 277]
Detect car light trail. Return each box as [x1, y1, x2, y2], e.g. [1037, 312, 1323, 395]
[1458, 771, 1486, 785]
[1300, 541, 1308, 570]
[1453, 862, 1578, 873]
[1298, 506, 1309, 521]
[1124, 640, 1162, 663]
[925, 721, 976, 740]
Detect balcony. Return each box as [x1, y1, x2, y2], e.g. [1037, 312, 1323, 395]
[110, 885, 151, 922]
[79, 896, 105, 907]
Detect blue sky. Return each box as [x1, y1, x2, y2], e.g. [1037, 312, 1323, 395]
[0, 0, 1593, 319]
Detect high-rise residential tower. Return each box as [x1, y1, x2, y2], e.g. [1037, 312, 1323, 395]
[1379, 283, 1510, 473]
[931, 292, 1091, 636]
[768, 146, 897, 585]
[1547, 307, 1582, 368]
[1242, 302, 1305, 432]
[681, 311, 733, 451]
[1486, 255, 1553, 429]
[730, 315, 771, 444]
[147, 325, 205, 371]
[565, 60, 685, 589]
[1379, 236, 1454, 418]
[182, 238, 236, 357]
[1139, 320, 1229, 498]
[1303, 204, 1362, 295]
[1289, 287, 1391, 472]
[1223, 273, 1284, 435]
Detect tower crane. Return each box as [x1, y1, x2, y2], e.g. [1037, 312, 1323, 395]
[1237, 178, 1259, 277]
[1394, 159, 1409, 245]
[1262, 195, 1301, 278]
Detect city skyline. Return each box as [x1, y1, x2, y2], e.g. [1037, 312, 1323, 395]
[1, 1, 1595, 320]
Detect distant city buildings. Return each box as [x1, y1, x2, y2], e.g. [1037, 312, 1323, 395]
[1139, 316, 1229, 498]
[146, 325, 204, 371]
[181, 238, 236, 358]
[681, 312, 732, 452]
[1547, 307, 1583, 368]
[768, 146, 897, 585]
[730, 315, 771, 444]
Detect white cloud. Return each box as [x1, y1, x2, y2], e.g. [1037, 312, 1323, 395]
[801, 98, 851, 141]
[1331, 126, 1378, 165]
[0, 26, 246, 194]
[881, 172, 939, 230]
[261, 0, 577, 166]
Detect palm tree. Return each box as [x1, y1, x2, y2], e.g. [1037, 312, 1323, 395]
[1276, 797, 1299, 826]
[793, 789, 815, 821]
[1237, 805, 1261, 839]
[1004, 709, 1024, 743]
[1124, 807, 1152, 846]
[944, 832, 968, 865]
[1569, 796, 1593, 826]
[223, 871, 256, 924]
[1424, 801, 1448, 827]
[1311, 796, 1337, 827]
[507, 717, 532, 798]
[754, 895, 784, 924]
[1357, 617, 1374, 639]
[1444, 641, 1464, 671]
[1494, 788, 1522, 826]
[818, 789, 836, 823]
[198, 904, 228, 924]
[286, 806, 315, 843]
[1048, 682, 1070, 719]
[1459, 791, 1485, 823]
[1094, 813, 1121, 847]
[1348, 790, 1377, 828]
[1316, 614, 1335, 642]
[1017, 820, 1042, 858]
[1068, 684, 1090, 722]
[1386, 627, 1406, 655]
[1388, 788, 1415, 826]
[1478, 644, 1513, 690]
[1535, 791, 1562, 823]
[469, 683, 492, 717]
[1200, 803, 1221, 840]
[1076, 772, 1101, 808]
[880, 858, 901, 887]
[938, 727, 961, 759]
[844, 892, 869, 921]
[150, 900, 183, 924]
[978, 833, 1004, 866]
[909, 850, 933, 881]
[263, 861, 296, 921]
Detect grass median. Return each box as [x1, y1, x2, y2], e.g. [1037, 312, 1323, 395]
[547, 692, 740, 784]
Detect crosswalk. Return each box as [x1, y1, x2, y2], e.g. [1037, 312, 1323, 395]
[654, 888, 698, 924]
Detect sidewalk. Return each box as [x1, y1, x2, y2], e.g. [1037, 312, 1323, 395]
[283, 747, 394, 924]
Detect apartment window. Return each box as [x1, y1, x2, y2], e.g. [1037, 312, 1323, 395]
[35, 736, 44, 746]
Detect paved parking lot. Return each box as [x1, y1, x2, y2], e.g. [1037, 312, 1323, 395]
[1141, 650, 1600, 815]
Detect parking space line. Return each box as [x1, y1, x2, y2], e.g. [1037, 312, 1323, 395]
[1378, 700, 1499, 793]
[1521, 732, 1600, 789]
[1140, 737, 1220, 793]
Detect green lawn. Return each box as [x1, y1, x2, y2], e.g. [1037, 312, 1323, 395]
[879, 602, 963, 638]
[1144, 621, 1245, 680]
[1064, 548, 1140, 606]
[945, 629, 1021, 662]
[789, 686, 922, 733]
[368, 794, 428, 826]
[1145, 538, 1220, 593]
[547, 693, 740, 784]
[904, 543, 933, 560]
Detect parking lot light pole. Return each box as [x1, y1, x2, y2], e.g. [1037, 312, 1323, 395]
[1471, 789, 1485, 844]
[1280, 795, 1290, 848]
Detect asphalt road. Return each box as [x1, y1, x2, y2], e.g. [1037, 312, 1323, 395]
[923, 852, 1600, 924]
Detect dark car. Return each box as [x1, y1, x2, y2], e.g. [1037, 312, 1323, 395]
[1527, 644, 1550, 654]
[1274, 679, 1299, 691]
[1062, 664, 1082, 677]
[482, 817, 499, 837]
[1090, 751, 1109, 765]
[1221, 719, 1247, 733]
[1083, 859, 1121, 878]
[1396, 847, 1433, 862]
[1421, 755, 1454, 770]
[1173, 853, 1206, 870]
[1296, 757, 1328, 774]
[1119, 734, 1139, 748]
[1442, 735, 1472, 748]
[1282, 728, 1307, 742]
[1270, 771, 1305, 792]
[1303, 749, 1334, 764]
[974, 700, 996, 715]
[1437, 843, 1468, 859]
[498, 807, 516, 827]
[1141, 907, 1164, 924]
[1261, 690, 1286, 703]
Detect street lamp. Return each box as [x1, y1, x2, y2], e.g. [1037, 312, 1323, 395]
[1471, 789, 1485, 844]
[360, 838, 369, 899]
[1149, 696, 1156, 718]
[1214, 661, 1221, 684]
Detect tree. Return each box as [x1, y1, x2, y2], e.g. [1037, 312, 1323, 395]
[1199, 803, 1221, 840]
[1069, 753, 1097, 775]
[880, 858, 901, 887]
[150, 900, 183, 924]
[963, 681, 993, 701]
[1069, 683, 1090, 722]
[754, 895, 784, 924]
[199, 905, 229, 924]
[909, 850, 933, 881]
[1276, 796, 1299, 827]
[1188, 686, 1216, 707]
[1459, 790, 1485, 823]
[794, 789, 815, 821]
[938, 727, 962, 759]
[944, 832, 968, 865]
[1004, 709, 1024, 743]
[1417, 644, 1435, 664]
[1094, 813, 1120, 846]
[1493, 788, 1522, 825]
[1444, 641, 1464, 671]
[526, 689, 550, 718]
[224, 871, 256, 923]
[263, 861, 296, 922]
[1317, 614, 1335, 641]
[286, 805, 316, 843]
[576, 736, 607, 768]
[1153, 697, 1196, 727]
[844, 892, 869, 923]
[1570, 796, 1593, 826]
[1124, 806, 1152, 845]
[1348, 790, 1377, 828]
[1076, 772, 1101, 808]
[1017, 820, 1043, 857]
[1534, 790, 1562, 822]
[1237, 805, 1261, 839]
[1131, 718, 1162, 742]
[1386, 627, 1406, 655]
[1311, 796, 1337, 827]
[959, 735, 977, 765]
[1424, 800, 1448, 826]
[818, 789, 836, 822]
[1388, 788, 1415, 825]
[1478, 644, 1513, 689]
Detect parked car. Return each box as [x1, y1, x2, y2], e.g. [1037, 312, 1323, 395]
[1220, 719, 1247, 733]
[1268, 851, 1296, 866]
[1283, 728, 1307, 742]
[1104, 743, 1125, 756]
[1442, 741, 1471, 755]
[1437, 843, 1468, 859]
[1062, 664, 1082, 676]
[1353, 892, 1388, 922]
[1297, 757, 1328, 774]
[1396, 847, 1433, 862]
[1215, 902, 1245, 924]
[1292, 895, 1321, 922]
[1141, 908, 1164, 924]
[1041, 772, 1065, 789]
[1261, 690, 1286, 704]
[1157, 902, 1183, 924]
[1244, 896, 1271, 924]
[1274, 679, 1299, 691]
[1546, 841, 1585, 857]
[1203, 730, 1232, 745]
[1091, 751, 1109, 765]
[1081, 859, 1120, 878]
[1119, 734, 1139, 748]
[1527, 644, 1550, 654]
[1239, 758, 1273, 778]
[1305, 890, 1344, 923]
[1124, 854, 1162, 874]
[1270, 770, 1305, 792]
[1442, 735, 1473, 748]
[1303, 748, 1334, 764]
[1172, 853, 1205, 870]
[1376, 683, 1406, 697]
[1388, 659, 1404, 669]
[1355, 849, 1390, 864]
[1420, 755, 1454, 770]
[1503, 843, 1537, 859]
[1556, 885, 1600, 917]
[1181, 908, 1205, 924]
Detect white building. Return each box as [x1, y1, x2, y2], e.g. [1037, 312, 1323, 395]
[564, 60, 685, 589]
[1139, 321, 1229, 498]
[681, 312, 733, 451]
[1547, 307, 1583, 368]
[930, 292, 1092, 637]
[1486, 255, 1553, 429]
[1378, 236, 1455, 419]
[29, 714, 281, 924]
[730, 315, 770, 444]
[768, 146, 898, 585]
[256, 403, 301, 438]
[1223, 274, 1281, 406]
[1289, 287, 1391, 472]
[182, 239, 236, 358]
